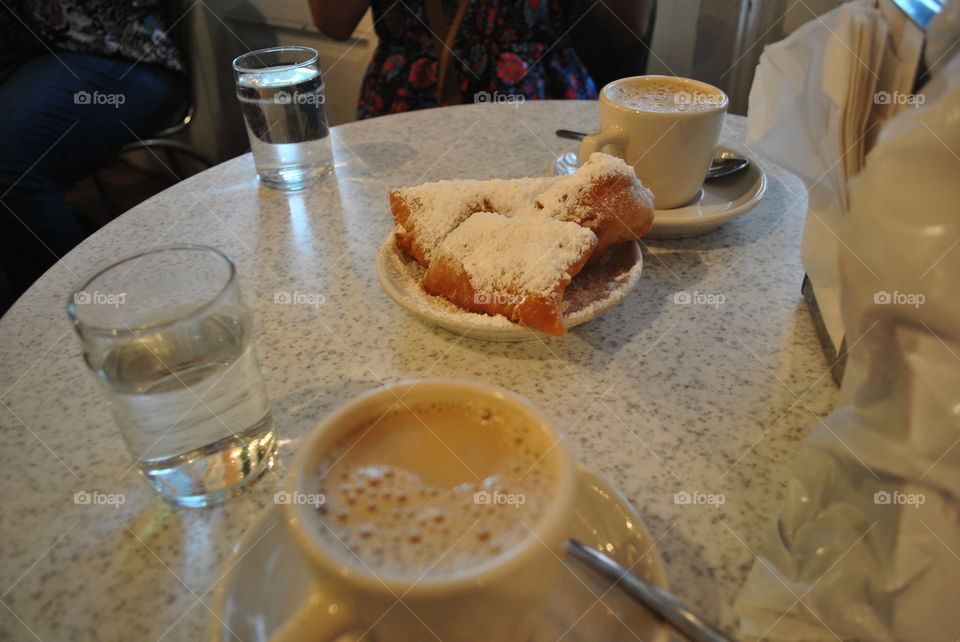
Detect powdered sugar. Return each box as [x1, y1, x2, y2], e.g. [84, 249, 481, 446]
[534, 153, 644, 225]
[435, 213, 596, 297]
[397, 176, 558, 261]
[392, 153, 642, 261]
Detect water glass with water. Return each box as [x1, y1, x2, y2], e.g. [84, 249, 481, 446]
[233, 46, 333, 190]
[67, 246, 277, 507]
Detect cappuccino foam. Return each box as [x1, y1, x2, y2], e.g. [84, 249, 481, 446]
[606, 79, 724, 113]
[313, 400, 557, 578]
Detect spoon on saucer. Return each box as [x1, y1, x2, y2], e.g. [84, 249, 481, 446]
[567, 539, 735, 642]
[554, 129, 749, 180]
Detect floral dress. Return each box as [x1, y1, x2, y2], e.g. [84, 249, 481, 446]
[357, 0, 596, 119]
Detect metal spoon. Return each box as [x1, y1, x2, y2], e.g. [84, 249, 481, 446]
[566, 539, 735, 642]
[555, 129, 590, 141]
[709, 151, 750, 179]
[555, 129, 749, 180]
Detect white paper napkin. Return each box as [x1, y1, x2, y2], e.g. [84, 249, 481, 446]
[746, 0, 919, 353]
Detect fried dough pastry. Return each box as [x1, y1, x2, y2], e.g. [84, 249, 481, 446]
[390, 176, 558, 267]
[389, 153, 652, 267]
[421, 213, 598, 336]
[533, 154, 655, 265]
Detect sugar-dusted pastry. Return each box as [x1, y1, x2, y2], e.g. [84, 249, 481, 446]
[389, 153, 653, 267]
[533, 153, 654, 264]
[390, 176, 557, 267]
[421, 213, 598, 336]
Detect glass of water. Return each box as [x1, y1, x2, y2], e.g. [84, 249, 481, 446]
[67, 246, 277, 507]
[233, 46, 333, 190]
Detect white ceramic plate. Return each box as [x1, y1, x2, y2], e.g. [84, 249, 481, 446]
[211, 464, 669, 642]
[376, 233, 643, 342]
[551, 145, 767, 238]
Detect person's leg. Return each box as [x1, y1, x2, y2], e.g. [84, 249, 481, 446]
[0, 52, 186, 296]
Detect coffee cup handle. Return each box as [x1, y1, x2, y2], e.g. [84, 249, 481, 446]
[579, 126, 629, 163]
[269, 582, 361, 642]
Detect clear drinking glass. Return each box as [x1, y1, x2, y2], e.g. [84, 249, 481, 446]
[233, 46, 333, 190]
[67, 246, 277, 507]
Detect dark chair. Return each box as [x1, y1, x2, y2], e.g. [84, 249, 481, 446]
[571, 2, 656, 89]
[120, 103, 212, 174]
[92, 2, 212, 217]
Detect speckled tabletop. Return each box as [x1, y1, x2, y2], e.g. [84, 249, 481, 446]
[0, 101, 837, 640]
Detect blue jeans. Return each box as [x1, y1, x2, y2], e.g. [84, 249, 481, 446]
[0, 53, 186, 297]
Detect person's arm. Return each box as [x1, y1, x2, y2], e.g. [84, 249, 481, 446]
[308, 0, 371, 41]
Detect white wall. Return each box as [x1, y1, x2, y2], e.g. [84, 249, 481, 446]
[647, 0, 702, 78]
[647, 0, 845, 115]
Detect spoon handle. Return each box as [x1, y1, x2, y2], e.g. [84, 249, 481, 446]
[566, 539, 736, 642]
[555, 129, 587, 141]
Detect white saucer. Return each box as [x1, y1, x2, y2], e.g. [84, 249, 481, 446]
[376, 233, 643, 342]
[212, 464, 669, 642]
[551, 145, 767, 238]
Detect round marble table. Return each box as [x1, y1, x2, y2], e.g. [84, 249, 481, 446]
[0, 101, 836, 640]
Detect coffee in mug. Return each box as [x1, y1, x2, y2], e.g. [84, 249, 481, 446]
[313, 399, 558, 577]
[281, 380, 577, 642]
[580, 75, 728, 209]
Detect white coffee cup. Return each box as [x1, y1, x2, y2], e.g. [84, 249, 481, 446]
[580, 75, 728, 210]
[278, 379, 577, 642]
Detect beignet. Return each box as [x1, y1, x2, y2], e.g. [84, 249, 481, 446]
[421, 213, 597, 336]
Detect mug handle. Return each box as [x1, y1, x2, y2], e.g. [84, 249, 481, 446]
[579, 125, 629, 163]
[270, 582, 360, 642]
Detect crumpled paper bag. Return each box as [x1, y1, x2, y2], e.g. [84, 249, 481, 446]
[734, 4, 960, 640]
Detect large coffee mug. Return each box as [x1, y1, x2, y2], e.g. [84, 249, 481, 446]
[276, 379, 577, 642]
[580, 75, 728, 210]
